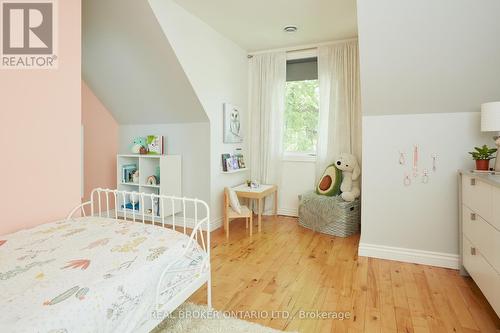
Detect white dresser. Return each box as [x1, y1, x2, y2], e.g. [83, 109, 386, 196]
[459, 171, 500, 317]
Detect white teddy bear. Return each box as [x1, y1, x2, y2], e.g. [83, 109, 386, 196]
[335, 153, 361, 202]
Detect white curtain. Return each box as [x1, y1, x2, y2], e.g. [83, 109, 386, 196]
[315, 40, 362, 181]
[249, 51, 286, 214]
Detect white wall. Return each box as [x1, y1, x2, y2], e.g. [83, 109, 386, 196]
[361, 112, 489, 265]
[278, 161, 316, 216]
[119, 123, 211, 213]
[149, 0, 249, 224]
[357, 0, 500, 267]
[357, 0, 500, 116]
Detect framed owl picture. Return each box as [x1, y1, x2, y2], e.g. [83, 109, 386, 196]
[223, 103, 243, 143]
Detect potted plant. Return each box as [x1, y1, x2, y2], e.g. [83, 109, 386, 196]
[469, 145, 497, 171]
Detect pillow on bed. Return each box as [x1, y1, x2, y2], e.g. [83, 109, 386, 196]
[228, 188, 242, 214]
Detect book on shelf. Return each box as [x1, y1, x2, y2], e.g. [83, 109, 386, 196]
[221, 154, 231, 172]
[232, 156, 239, 170]
[221, 153, 246, 172]
[234, 149, 245, 169]
[146, 135, 164, 155]
[235, 154, 245, 169]
[121, 164, 137, 183]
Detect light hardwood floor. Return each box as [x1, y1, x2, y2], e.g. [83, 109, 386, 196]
[190, 216, 500, 333]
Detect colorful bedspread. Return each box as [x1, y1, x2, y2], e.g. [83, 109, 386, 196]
[0, 216, 207, 333]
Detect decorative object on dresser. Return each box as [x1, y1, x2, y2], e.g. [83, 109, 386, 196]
[468, 144, 497, 171]
[481, 101, 500, 171]
[117, 154, 181, 220]
[458, 171, 500, 317]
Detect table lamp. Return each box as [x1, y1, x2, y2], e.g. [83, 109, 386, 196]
[481, 101, 500, 171]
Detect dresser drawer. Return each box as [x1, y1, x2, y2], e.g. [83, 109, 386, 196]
[463, 236, 500, 316]
[490, 186, 500, 231]
[462, 205, 500, 273]
[462, 175, 492, 221]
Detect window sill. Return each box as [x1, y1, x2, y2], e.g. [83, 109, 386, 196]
[282, 154, 316, 163]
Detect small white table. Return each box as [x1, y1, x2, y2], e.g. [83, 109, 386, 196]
[232, 184, 278, 233]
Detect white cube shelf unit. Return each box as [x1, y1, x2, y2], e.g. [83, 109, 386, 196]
[117, 154, 182, 220]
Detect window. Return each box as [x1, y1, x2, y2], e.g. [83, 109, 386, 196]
[283, 57, 319, 158]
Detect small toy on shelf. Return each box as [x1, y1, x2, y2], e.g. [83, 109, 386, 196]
[130, 192, 139, 205]
[132, 170, 139, 184]
[122, 192, 140, 211]
[146, 175, 158, 186]
[121, 164, 137, 183]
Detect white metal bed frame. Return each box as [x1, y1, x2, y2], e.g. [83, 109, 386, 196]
[67, 188, 211, 332]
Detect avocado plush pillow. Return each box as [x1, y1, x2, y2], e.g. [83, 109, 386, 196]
[316, 163, 342, 196]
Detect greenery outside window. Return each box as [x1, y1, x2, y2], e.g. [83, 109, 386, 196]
[283, 57, 319, 160]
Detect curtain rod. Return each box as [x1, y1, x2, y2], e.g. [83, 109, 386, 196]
[247, 37, 358, 58]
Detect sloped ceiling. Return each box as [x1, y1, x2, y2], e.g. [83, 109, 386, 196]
[83, 0, 208, 124]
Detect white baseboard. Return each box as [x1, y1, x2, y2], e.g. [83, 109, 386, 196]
[210, 217, 222, 232]
[250, 207, 298, 217]
[278, 207, 298, 217]
[358, 242, 459, 269]
[210, 209, 297, 231]
[179, 216, 222, 232]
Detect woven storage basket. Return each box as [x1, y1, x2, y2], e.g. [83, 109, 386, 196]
[298, 191, 360, 237]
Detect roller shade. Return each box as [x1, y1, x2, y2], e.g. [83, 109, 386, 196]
[286, 57, 318, 82]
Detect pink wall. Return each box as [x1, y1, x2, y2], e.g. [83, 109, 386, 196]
[82, 82, 118, 205]
[0, 0, 81, 235]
